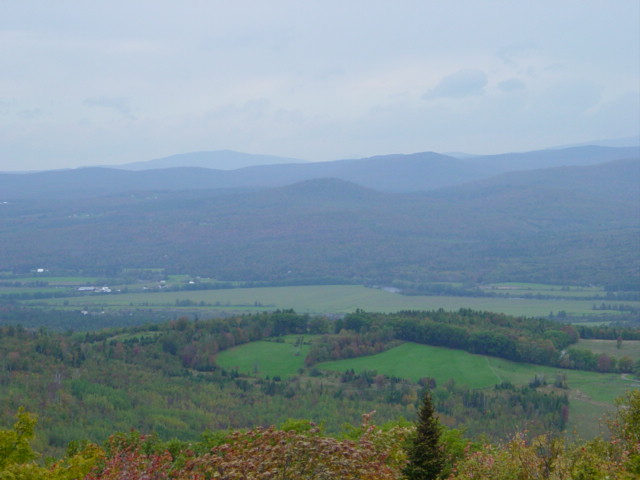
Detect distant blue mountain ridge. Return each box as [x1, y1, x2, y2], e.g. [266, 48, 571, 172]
[0, 143, 638, 200]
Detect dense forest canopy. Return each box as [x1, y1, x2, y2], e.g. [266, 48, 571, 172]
[1, 157, 638, 288]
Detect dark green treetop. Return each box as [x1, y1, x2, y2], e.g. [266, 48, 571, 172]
[403, 389, 445, 480]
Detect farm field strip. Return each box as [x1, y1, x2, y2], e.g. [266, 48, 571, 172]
[24, 285, 639, 318]
[482, 283, 609, 299]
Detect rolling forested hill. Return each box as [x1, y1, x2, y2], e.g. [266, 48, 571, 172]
[0, 158, 638, 287]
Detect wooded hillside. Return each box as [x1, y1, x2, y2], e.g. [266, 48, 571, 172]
[1, 309, 638, 458]
[1, 159, 638, 288]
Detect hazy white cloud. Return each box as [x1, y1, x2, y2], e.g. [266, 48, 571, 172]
[496, 44, 540, 69]
[497, 78, 526, 92]
[0, 1, 638, 170]
[16, 108, 42, 119]
[423, 70, 488, 100]
[83, 96, 135, 120]
[541, 80, 603, 113]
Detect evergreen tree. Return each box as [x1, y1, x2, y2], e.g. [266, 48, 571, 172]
[403, 389, 445, 480]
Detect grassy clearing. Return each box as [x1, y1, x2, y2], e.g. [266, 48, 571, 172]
[578, 339, 640, 360]
[25, 285, 639, 319]
[216, 335, 318, 379]
[216, 339, 638, 400]
[317, 342, 638, 438]
[319, 343, 500, 388]
[560, 371, 639, 438]
[317, 343, 636, 399]
[317, 343, 568, 389]
[215, 338, 638, 438]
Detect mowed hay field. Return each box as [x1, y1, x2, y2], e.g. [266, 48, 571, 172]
[216, 339, 639, 438]
[29, 284, 638, 319]
[317, 343, 635, 401]
[318, 343, 638, 438]
[216, 335, 314, 379]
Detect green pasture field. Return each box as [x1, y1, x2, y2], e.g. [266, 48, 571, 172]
[317, 342, 638, 438]
[319, 343, 578, 389]
[216, 338, 638, 438]
[578, 339, 640, 360]
[320, 343, 500, 388]
[216, 335, 316, 379]
[26, 285, 639, 319]
[318, 343, 635, 402]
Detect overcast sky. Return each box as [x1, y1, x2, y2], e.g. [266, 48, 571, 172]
[1, 1, 639, 171]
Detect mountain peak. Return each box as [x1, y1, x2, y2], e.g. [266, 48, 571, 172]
[115, 150, 306, 171]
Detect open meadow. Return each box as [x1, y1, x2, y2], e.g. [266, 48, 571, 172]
[215, 335, 315, 379]
[318, 343, 638, 438]
[216, 338, 639, 438]
[22, 284, 639, 322]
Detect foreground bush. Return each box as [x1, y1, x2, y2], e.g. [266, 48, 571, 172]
[0, 391, 638, 479]
[81, 413, 409, 480]
[449, 390, 640, 479]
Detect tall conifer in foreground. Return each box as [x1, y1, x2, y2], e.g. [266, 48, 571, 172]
[403, 389, 445, 480]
